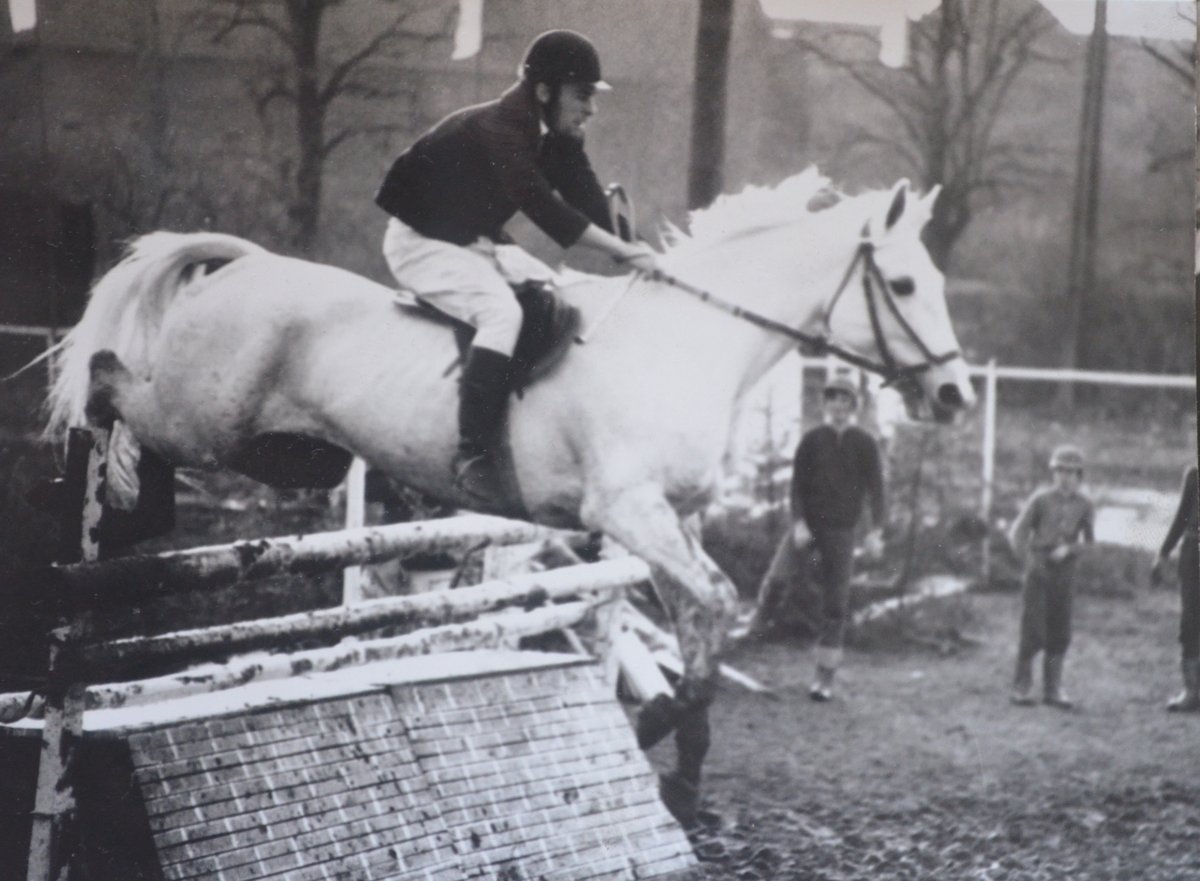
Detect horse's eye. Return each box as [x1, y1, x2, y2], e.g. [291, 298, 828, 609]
[889, 277, 915, 297]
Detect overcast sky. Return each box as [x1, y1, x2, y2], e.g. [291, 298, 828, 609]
[761, 0, 1196, 41]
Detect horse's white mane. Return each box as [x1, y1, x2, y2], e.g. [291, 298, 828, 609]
[659, 167, 894, 268]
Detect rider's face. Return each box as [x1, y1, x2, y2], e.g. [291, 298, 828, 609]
[540, 82, 597, 140]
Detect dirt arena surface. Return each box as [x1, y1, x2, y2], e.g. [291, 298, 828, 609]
[646, 588, 1199, 881]
[2, 430, 1195, 880]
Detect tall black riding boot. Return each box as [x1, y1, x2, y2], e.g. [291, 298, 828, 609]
[453, 348, 512, 505]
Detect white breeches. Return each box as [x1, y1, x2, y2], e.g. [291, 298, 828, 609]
[382, 218, 556, 356]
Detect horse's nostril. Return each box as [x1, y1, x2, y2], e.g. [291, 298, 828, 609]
[938, 384, 965, 409]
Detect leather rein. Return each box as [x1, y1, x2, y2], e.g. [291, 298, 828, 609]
[649, 240, 960, 386]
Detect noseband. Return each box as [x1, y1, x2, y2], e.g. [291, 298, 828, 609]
[818, 240, 961, 385]
[649, 240, 960, 388]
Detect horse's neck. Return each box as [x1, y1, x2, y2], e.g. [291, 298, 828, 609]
[660, 227, 856, 392]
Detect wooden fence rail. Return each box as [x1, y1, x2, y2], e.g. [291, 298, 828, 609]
[74, 557, 650, 680]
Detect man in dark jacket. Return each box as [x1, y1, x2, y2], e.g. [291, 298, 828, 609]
[376, 29, 660, 501]
[1153, 463, 1199, 712]
[750, 375, 886, 701]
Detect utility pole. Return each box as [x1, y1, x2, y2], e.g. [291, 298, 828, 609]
[1060, 0, 1108, 408]
[688, 0, 733, 210]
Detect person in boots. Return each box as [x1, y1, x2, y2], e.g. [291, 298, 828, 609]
[752, 374, 886, 701]
[1007, 445, 1094, 709]
[1152, 463, 1199, 712]
[375, 30, 661, 503]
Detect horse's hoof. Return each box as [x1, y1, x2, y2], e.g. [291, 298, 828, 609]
[635, 692, 681, 749]
[658, 770, 699, 829]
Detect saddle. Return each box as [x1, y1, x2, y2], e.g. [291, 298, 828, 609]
[396, 281, 581, 395]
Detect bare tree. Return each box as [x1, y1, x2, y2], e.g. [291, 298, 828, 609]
[796, 0, 1060, 268]
[1139, 3, 1195, 173]
[1139, 2, 1195, 87]
[196, 0, 451, 253]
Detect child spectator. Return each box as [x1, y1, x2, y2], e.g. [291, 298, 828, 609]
[1007, 445, 1095, 708]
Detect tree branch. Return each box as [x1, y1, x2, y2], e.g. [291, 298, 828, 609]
[205, 0, 296, 53]
[319, 3, 453, 108]
[796, 38, 928, 150]
[1140, 39, 1195, 86]
[842, 125, 925, 172]
[321, 122, 407, 158]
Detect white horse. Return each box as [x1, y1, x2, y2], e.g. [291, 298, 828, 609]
[45, 168, 974, 814]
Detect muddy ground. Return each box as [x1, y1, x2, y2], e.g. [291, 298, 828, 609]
[1, 391, 1195, 879]
[647, 586, 1199, 881]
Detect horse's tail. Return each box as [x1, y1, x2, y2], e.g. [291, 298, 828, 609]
[43, 231, 266, 441]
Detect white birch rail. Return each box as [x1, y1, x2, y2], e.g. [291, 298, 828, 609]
[41, 514, 567, 608]
[74, 557, 651, 678]
[850, 574, 969, 626]
[0, 602, 596, 718]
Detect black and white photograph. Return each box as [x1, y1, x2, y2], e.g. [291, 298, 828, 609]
[0, 1, 1195, 879]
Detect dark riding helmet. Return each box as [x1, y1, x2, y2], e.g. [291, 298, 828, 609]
[521, 29, 611, 91]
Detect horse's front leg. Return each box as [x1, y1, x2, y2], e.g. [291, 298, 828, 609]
[581, 482, 739, 825]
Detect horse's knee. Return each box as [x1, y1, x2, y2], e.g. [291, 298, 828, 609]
[85, 350, 131, 428]
[699, 556, 740, 624]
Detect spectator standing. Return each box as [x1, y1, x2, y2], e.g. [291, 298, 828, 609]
[1153, 464, 1199, 712]
[751, 375, 886, 701]
[1007, 445, 1095, 709]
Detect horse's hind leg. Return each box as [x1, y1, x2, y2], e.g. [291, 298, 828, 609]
[84, 350, 181, 516]
[85, 349, 208, 465]
[582, 484, 739, 824]
[85, 350, 131, 429]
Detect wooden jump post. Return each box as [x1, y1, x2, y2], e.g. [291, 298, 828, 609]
[25, 428, 106, 881]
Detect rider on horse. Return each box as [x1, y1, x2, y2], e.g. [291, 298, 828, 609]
[375, 29, 662, 502]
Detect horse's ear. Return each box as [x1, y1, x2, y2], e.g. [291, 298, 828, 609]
[911, 183, 941, 227]
[885, 180, 909, 230]
[921, 183, 942, 211]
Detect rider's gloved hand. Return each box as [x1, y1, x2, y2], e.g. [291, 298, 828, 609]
[619, 243, 663, 277]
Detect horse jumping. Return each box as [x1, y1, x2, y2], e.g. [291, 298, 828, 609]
[45, 168, 976, 820]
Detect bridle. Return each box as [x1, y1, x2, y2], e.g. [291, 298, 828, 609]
[649, 238, 960, 388]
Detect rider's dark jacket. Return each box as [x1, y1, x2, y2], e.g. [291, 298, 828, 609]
[376, 82, 612, 248]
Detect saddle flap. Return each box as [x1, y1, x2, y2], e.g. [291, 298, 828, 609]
[510, 282, 580, 392]
[392, 283, 580, 393]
